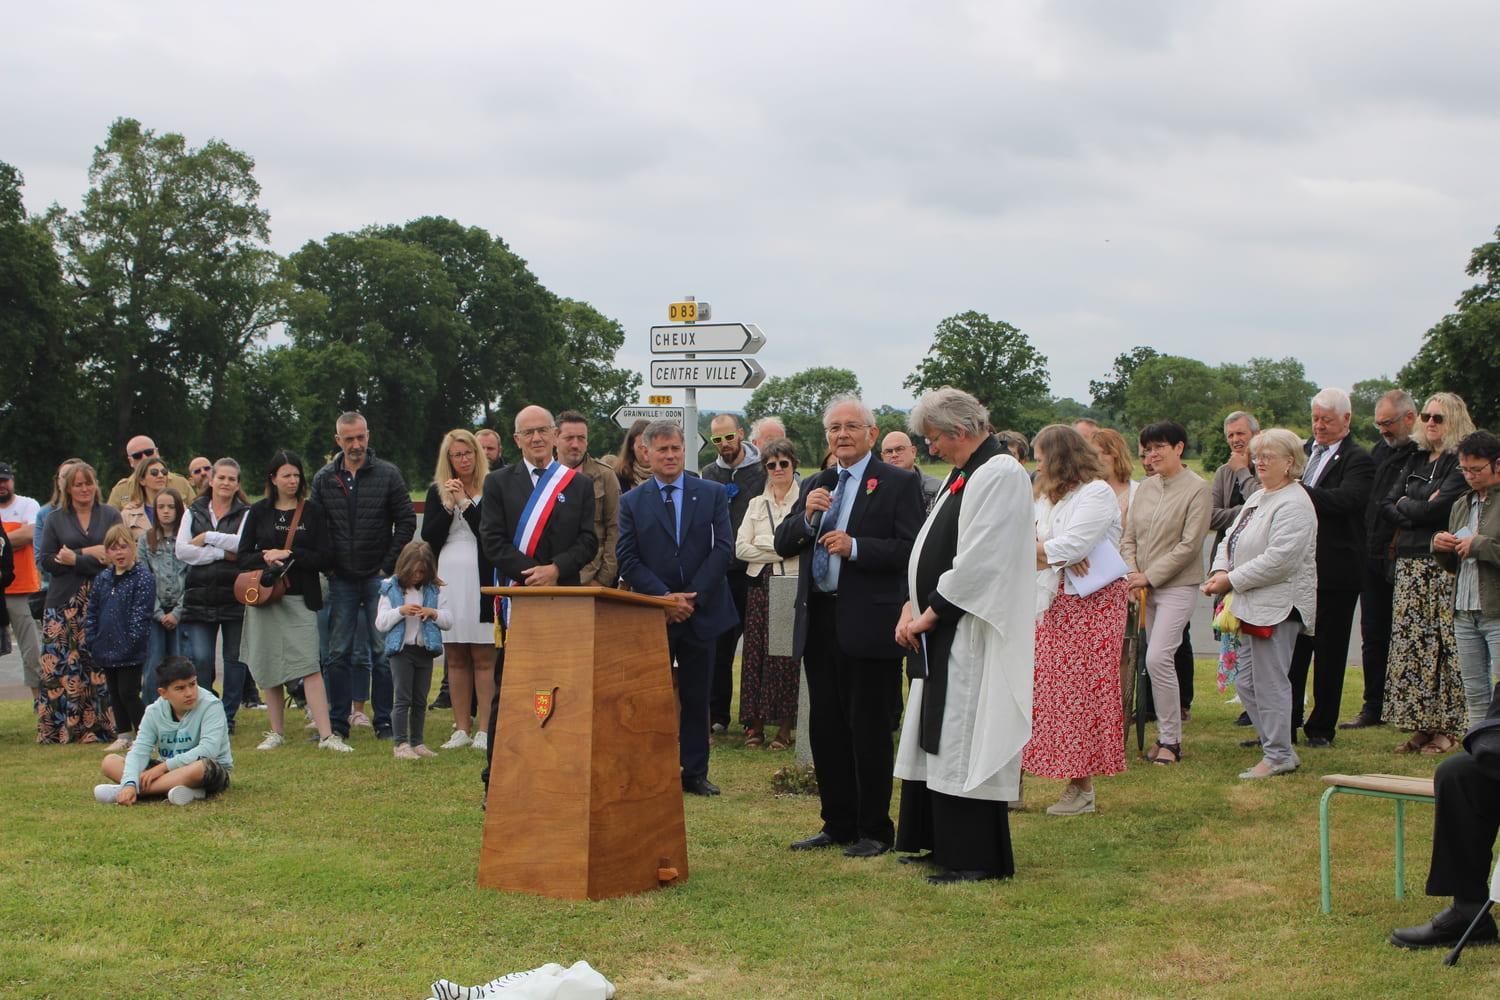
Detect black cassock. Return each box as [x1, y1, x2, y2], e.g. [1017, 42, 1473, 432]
[894, 435, 1015, 877]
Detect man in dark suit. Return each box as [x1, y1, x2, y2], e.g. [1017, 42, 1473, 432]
[617, 419, 737, 797]
[775, 396, 924, 858]
[1390, 682, 1500, 948]
[477, 404, 598, 790]
[1289, 387, 1376, 746]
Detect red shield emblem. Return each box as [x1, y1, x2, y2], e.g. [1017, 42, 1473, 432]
[534, 688, 557, 726]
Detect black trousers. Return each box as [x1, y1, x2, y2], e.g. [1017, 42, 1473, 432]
[481, 647, 505, 790]
[1426, 751, 1500, 903]
[804, 593, 898, 843]
[1358, 557, 1395, 720]
[104, 664, 145, 736]
[1289, 587, 1360, 740]
[709, 572, 750, 727]
[896, 780, 1014, 876]
[671, 629, 715, 782]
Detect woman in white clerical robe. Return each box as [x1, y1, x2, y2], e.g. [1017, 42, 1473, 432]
[894, 388, 1036, 884]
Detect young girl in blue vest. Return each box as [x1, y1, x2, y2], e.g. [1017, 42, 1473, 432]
[86, 524, 157, 752]
[375, 541, 452, 760]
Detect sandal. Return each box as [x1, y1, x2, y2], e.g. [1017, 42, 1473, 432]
[1145, 741, 1181, 765]
[1395, 731, 1432, 754]
[1421, 734, 1457, 755]
[743, 729, 764, 749]
[767, 735, 791, 751]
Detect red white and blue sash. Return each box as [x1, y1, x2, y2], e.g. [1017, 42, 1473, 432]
[497, 461, 579, 626]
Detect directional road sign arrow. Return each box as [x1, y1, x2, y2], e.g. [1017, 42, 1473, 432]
[650, 358, 766, 389]
[612, 405, 685, 428]
[650, 323, 767, 355]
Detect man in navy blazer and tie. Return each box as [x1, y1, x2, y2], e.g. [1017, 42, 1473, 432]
[617, 420, 737, 796]
[774, 396, 925, 857]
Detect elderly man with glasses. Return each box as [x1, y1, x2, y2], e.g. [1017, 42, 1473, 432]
[880, 431, 942, 512]
[106, 435, 195, 509]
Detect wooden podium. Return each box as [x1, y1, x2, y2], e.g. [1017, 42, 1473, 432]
[476, 586, 689, 900]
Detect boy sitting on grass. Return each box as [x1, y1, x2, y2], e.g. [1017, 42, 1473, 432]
[95, 656, 234, 806]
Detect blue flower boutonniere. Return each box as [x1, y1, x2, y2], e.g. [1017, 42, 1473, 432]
[725, 483, 740, 499]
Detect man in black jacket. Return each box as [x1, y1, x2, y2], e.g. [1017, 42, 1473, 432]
[700, 413, 766, 731]
[1289, 388, 1376, 746]
[775, 396, 924, 858]
[311, 412, 416, 741]
[1343, 389, 1418, 730]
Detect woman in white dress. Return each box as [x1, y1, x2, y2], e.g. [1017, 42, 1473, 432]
[420, 430, 495, 751]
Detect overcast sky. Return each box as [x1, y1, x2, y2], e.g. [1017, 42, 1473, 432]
[5, 1, 1498, 415]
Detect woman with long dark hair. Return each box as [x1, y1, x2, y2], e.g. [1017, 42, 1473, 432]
[603, 418, 653, 492]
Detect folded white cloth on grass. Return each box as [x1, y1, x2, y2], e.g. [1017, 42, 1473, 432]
[426, 961, 615, 1000]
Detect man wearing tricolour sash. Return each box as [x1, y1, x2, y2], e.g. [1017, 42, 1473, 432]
[477, 405, 598, 792]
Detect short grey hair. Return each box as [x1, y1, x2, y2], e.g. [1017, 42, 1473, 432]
[642, 419, 684, 448]
[749, 416, 786, 440]
[908, 386, 990, 439]
[1310, 387, 1351, 416]
[1379, 389, 1416, 416]
[822, 395, 876, 429]
[1249, 428, 1307, 477]
[1223, 410, 1260, 432]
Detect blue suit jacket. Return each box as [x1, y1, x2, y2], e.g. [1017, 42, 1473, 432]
[616, 475, 737, 642]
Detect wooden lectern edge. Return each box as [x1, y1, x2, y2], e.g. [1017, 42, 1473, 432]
[480, 585, 679, 611]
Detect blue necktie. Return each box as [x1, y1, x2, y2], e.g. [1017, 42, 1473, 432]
[811, 468, 852, 590]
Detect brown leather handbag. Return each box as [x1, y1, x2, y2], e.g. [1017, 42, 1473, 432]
[234, 502, 304, 607]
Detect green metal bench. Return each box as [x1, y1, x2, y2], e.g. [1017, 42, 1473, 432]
[1319, 773, 1436, 914]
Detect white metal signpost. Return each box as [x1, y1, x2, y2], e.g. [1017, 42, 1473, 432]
[642, 297, 769, 473]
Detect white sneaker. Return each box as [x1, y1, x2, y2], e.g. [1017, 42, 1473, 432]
[412, 744, 438, 758]
[472, 731, 489, 751]
[1046, 784, 1097, 816]
[349, 710, 372, 728]
[256, 731, 285, 751]
[393, 743, 419, 760]
[317, 734, 354, 753]
[105, 734, 133, 752]
[441, 730, 473, 750]
[94, 783, 123, 804]
[1226, 694, 1242, 705]
[167, 785, 207, 806]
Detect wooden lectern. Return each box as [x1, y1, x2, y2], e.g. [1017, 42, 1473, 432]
[477, 586, 689, 900]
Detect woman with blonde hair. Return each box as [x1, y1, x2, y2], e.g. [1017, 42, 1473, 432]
[1025, 425, 1131, 814]
[118, 456, 172, 540]
[419, 429, 495, 751]
[1379, 391, 1475, 754]
[1090, 428, 1138, 525]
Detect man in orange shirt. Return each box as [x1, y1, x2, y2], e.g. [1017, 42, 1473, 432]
[0, 463, 42, 701]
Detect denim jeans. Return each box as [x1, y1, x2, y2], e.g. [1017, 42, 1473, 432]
[141, 621, 181, 707]
[1453, 610, 1500, 729]
[325, 576, 392, 737]
[181, 619, 247, 729]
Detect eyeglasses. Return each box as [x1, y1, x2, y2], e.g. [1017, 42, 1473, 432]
[765, 459, 794, 470]
[1373, 417, 1400, 429]
[129, 447, 157, 460]
[709, 432, 739, 444]
[516, 426, 554, 438]
[881, 446, 910, 455]
[826, 422, 868, 435]
[1460, 463, 1495, 476]
[1419, 412, 1445, 424]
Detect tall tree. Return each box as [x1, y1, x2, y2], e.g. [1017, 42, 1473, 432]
[1216, 356, 1318, 427]
[1088, 346, 1160, 423]
[1401, 225, 1500, 429]
[902, 311, 1049, 431]
[745, 366, 861, 467]
[1122, 355, 1226, 450]
[49, 118, 280, 479]
[0, 162, 78, 483]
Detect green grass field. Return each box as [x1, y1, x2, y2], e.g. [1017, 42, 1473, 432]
[2, 665, 1494, 999]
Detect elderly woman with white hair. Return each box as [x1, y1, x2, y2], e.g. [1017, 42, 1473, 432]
[894, 387, 1034, 882]
[1379, 392, 1475, 755]
[1203, 429, 1318, 778]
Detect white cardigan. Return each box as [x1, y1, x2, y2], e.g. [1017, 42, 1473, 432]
[1211, 482, 1318, 634]
[735, 487, 800, 579]
[1035, 480, 1122, 604]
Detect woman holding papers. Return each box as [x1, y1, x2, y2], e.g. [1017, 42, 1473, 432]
[1202, 429, 1317, 779]
[1024, 425, 1130, 816]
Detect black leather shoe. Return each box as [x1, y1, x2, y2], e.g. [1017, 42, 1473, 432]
[898, 852, 938, 866]
[790, 831, 852, 851]
[1390, 905, 1497, 950]
[1234, 711, 1252, 727]
[1239, 737, 1262, 748]
[1339, 711, 1384, 730]
[926, 868, 1002, 885]
[842, 838, 890, 858]
[682, 777, 720, 796]
[1304, 736, 1333, 748]
[430, 694, 452, 710]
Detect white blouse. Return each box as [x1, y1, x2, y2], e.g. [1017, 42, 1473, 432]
[1034, 479, 1122, 602]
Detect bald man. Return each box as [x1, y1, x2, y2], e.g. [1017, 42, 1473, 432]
[880, 431, 941, 512]
[106, 435, 195, 508]
[750, 416, 788, 451]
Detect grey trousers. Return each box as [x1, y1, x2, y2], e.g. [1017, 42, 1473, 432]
[390, 646, 436, 747]
[5, 594, 42, 689]
[1238, 618, 1301, 768]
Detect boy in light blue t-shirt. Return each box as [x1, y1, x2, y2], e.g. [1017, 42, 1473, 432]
[95, 656, 234, 806]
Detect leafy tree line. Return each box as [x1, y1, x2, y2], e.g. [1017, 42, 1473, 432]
[0, 118, 639, 492]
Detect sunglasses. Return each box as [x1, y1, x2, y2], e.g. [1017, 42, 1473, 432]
[191, 466, 211, 476]
[1419, 412, 1445, 424]
[129, 447, 158, 460]
[765, 459, 794, 470]
[145, 467, 167, 477]
[710, 433, 739, 444]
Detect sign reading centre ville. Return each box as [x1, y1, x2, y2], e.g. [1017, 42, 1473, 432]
[649, 358, 766, 389]
[649, 323, 767, 355]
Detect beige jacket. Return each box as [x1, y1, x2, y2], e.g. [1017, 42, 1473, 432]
[1120, 467, 1212, 590]
[735, 487, 800, 578]
[575, 455, 621, 587]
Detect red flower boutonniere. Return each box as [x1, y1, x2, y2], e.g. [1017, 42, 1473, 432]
[949, 472, 967, 495]
[865, 477, 879, 495]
